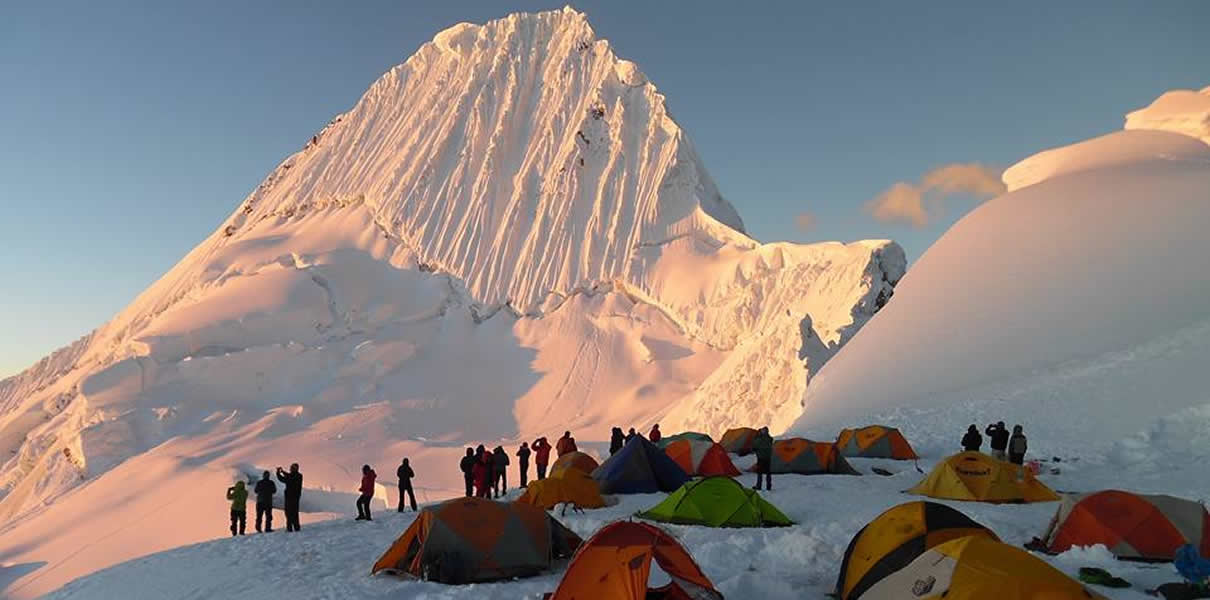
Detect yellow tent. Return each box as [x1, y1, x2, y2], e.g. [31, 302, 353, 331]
[516, 469, 605, 510]
[835, 501, 998, 600]
[908, 451, 1059, 503]
[859, 536, 1105, 599]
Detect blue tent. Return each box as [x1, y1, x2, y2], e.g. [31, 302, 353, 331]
[592, 436, 689, 494]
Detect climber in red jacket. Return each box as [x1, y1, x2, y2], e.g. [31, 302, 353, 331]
[356, 464, 377, 521]
[532, 437, 552, 480]
[555, 431, 577, 457]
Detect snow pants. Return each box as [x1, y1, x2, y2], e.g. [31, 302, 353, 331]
[398, 483, 417, 512]
[536, 463, 547, 480]
[519, 460, 529, 487]
[356, 493, 373, 520]
[753, 459, 772, 490]
[230, 509, 246, 536]
[255, 501, 273, 532]
[283, 495, 301, 531]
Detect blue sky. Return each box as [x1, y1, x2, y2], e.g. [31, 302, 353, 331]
[1, 1, 1206, 377]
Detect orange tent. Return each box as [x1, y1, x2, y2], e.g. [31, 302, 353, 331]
[550, 451, 600, 479]
[372, 497, 581, 583]
[548, 521, 723, 600]
[835, 426, 918, 460]
[760, 438, 860, 475]
[719, 427, 759, 455]
[1041, 490, 1210, 561]
[664, 439, 741, 477]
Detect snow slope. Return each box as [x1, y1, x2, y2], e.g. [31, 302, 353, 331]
[0, 8, 902, 597]
[39, 447, 1210, 600]
[792, 88, 1210, 437]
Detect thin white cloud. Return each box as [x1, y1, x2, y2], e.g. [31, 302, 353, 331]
[865, 163, 1006, 227]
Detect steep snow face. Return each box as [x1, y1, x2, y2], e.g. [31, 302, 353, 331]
[228, 6, 747, 316]
[0, 9, 901, 597]
[792, 88, 1210, 436]
[1125, 85, 1210, 145]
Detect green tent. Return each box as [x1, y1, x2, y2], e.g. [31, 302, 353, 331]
[637, 476, 793, 528]
[657, 431, 714, 448]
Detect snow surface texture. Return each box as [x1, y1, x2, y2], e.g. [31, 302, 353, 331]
[793, 89, 1210, 437]
[0, 8, 903, 597]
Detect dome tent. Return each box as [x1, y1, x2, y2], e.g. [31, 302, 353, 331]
[766, 438, 860, 475]
[1040, 489, 1210, 561]
[638, 476, 792, 528]
[835, 426, 918, 460]
[719, 427, 759, 455]
[371, 497, 581, 584]
[663, 439, 741, 477]
[835, 501, 998, 600]
[550, 451, 600, 479]
[592, 436, 689, 494]
[547, 521, 723, 600]
[516, 470, 606, 511]
[859, 536, 1105, 599]
[908, 452, 1059, 503]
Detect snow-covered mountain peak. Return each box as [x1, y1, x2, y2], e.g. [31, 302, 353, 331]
[1125, 86, 1210, 146]
[223, 6, 747, 317]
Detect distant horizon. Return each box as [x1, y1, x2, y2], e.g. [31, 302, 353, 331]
[2, 1, 1207, 377]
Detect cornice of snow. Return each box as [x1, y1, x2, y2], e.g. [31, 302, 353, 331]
[1125, 85, 1210, 146]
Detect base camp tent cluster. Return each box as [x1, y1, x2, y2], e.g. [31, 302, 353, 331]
[367, 424, 1207, 597]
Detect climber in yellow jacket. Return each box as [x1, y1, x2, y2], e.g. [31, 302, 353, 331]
[226, 480, 248, 536]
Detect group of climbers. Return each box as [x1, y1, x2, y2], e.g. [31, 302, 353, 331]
[961, 421, 1029, 464]
[224, 463, 303, 536]
[224, 421, 777, 538]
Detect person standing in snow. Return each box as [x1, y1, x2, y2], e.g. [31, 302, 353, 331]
[492, 446, 510, 498]
[276, 463, 303, 532]
[1008, 425, 1028, 465]
[516, 442, 531, 488]
[533, 437, 552, 480]
[961, 425, 983, 452]
[460, 448, 476, 497]
[752, 427, 774, 491]
[625, 428, 638, 443]
[473, 452, 492, 498]
[648, 424, 661, 443]
[609, 427, 625, 455]
[985, 421, 1009, 461]
[226, 480, 248, 536]
[555, 431, 577, 457]
[254, 470, 277, 533]
[396, 458, 417, 512]
[356, 464, 377, 521]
